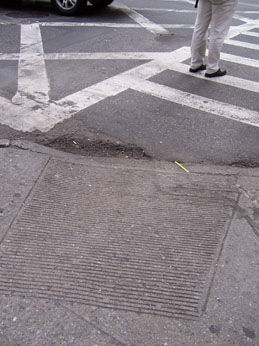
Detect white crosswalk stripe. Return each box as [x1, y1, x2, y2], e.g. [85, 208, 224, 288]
[225, 39, 259, 51]
[12, 24, 50, 106]
[115, 2, 169, 34]
[0, 5, 258, 132]
[124, 78, 259, 128]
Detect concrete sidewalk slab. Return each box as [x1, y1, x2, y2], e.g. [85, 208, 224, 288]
[0, 143, 258, 346]
[0, 147, 49, 241]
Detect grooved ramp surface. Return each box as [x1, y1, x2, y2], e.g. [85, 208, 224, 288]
[0, 159, 238, 319]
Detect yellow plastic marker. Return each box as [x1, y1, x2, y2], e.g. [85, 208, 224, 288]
[174, 161, 190, 173]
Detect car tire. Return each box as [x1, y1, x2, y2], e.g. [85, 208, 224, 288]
[88, 0, 114, 9]
[51, 0, 87, 15]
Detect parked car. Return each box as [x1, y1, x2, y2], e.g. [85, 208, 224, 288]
[51, 0, 114, 15]
[7, 0, 114, 15]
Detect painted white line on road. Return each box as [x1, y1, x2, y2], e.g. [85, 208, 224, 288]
[244, 31, 259, 38]
[53, 49, 189, 119]
[123, 77, 259, 128]
[39, 22, 194, 29]
[131, 8, 196, 13]
[236, 11, 259, 14]
[55, 60, 167, 112]
[0, 96, 26, 130]
[0, 95, 54, 132]
[160, 0, 193, 2]
[50, 48, 259, 73]
[233, 14, 259, 24]
[53, 46, 259, 130]
[228, 22, 259, 38]
[0, 12, 258, 134]
[0, 50, 174, 133]
[40, 22, 141, 28]
[225, 39, 259, 50]
[238, 1, 259, 9]
[121, 48, 191, 79]
[143, 46, 259, 93]
[164, 0, 194, 5]
[44, 52, 165, 60]
[164, 24, 194, 28]
[0, 53, 19, 60]
[56, 79, 128, 113]
[125, 5, 259, 13]
[0, 56, 171, 132]
[158, 45, 259, 69]
[221, 52, 259, 68]
[16, 47, 259, 72]
[12, 24, 49, 105]
[165, 61, 259, 94]
[115, 3, 169, 34]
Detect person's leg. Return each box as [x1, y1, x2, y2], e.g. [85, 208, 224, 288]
[190, 0, 212, 71]
[206, 0, 238, 74]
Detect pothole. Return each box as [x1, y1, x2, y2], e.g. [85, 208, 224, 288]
[42, 136, 151, 160]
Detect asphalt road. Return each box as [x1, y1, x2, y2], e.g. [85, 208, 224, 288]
[0, 0, 258, 165]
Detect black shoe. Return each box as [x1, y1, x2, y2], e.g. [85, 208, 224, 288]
[205, 69, 227, 78]
[189, 64, 206, 73]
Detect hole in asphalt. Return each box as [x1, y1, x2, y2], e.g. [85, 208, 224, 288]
[43, 136, 151, 160]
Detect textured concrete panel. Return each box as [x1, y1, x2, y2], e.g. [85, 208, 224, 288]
[0, 159, 238, 319]
[0, 148, 48, 241]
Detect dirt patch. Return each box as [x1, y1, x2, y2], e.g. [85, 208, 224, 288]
[0, 119, 151, 160]
[42, 135, 151, 160]
[37, 119, 151, 159]
[231, 161, 259, 168]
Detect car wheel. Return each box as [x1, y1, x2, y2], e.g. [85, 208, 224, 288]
[88, 0, 114, 9]
[51, 0, 87, 15]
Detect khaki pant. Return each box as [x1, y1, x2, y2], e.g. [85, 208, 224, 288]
[190, 0, 238, 73]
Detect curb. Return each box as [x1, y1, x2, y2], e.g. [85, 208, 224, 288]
[1, 138, 259, 177]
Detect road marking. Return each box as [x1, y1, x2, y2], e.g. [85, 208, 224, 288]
[12, 24, 49, 105]
[244, 31, 259, 38]
[237, 11, 259, 14]
[1, 45, 259, 132]
[115, 3, 169, 34]
[123, 77, 259, 128]
[0, 5, 259, 132]
[0, 53, 19, 60]
[233, 14, 259, 24]
[44, 52, 166, 60]
[144, 46, 259, 93]
[238, 1, 259, 8]
[41, 22, 141, 28]
[220, 52, 259, 68]
[0, 95, 54, 132]
[39, 22, 194, 29]
[131, 8, 196, 13]
[41, 48, 259, 70]
[165, 62, 259, 94]
[228, 22, 259, 38]
[55, 49, 188, 112]
[225, 39, 259, 50]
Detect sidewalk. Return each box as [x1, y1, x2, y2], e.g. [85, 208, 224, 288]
[0, 140, 258, 346]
